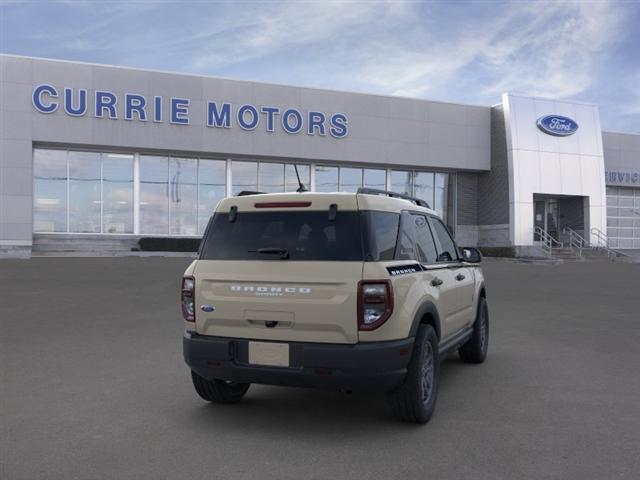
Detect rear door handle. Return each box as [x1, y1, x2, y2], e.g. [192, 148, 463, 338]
[431, 277, 443, 287]
[455, 274, 466, 281]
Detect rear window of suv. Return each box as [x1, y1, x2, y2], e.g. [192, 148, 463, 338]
[200, 211, 364, 261]
[200, 210, 407, 262]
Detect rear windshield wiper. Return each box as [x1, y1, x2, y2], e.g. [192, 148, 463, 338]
[248, 247, 290, 260]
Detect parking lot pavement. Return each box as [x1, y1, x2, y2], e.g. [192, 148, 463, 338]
[2, 257, 640, 480]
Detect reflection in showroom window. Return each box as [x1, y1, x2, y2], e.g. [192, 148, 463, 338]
[198, 159, 226, 234]
[285, 164, 310, 192]
[414, 172, 434, 207]
[232, 161, 258, 195]
[33, 149, 67, 233]
[363, 169, 386, 189]
[339, 168, 363, 192]
[140, 155, 169, 234]
[434, 173, 448, 220]
[169, 158, 197, 236]
[68, 151, 101, 233]
[391, 170, 412, 196]
[102, 153, 133, 234]
[259, 162, 285, 193]
[315, 165, 338, 192]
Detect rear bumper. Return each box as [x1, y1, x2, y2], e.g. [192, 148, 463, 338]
[183, 331, 414, 393]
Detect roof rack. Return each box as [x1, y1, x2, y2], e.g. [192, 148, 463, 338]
[236, 190, 266, 196]
[357, 188, 431, 208]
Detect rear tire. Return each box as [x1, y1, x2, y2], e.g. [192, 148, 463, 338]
[191, 371, 250, 404]
[387, 325, 439, 424]
[458, 297, 489, 364]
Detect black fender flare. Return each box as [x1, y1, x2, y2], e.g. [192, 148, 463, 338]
[409, 301, 442, 340]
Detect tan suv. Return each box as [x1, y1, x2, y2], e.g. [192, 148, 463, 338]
[181, 188, 488, 423]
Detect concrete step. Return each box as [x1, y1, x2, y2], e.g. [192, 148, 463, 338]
[549, 246, 616, 261]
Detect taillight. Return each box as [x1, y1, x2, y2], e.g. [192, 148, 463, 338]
[357, 280, 393, 331]
[181, 276, 195, 322]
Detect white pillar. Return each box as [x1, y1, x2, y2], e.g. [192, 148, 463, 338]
[225, 158, 232, 197]
[310, 163, 316, 191]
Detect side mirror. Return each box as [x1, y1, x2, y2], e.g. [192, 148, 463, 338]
[461, 247, 482, 263]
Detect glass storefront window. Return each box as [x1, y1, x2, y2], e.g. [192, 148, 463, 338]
[102, 153, 133, 234]
[140, 155, 169, 234]
[68, 151, 101, 233]
[339, 168, 362, 192]
[391, 170, 412, 196]
[33, 149, 454, 237]
[259, 163, 285, 192]
[169, 158, 197, 236]
[315, 166, 338, 192]
[198, 159, 226, 233]
[413, 172, 434, 207]
[434, 173, 448, 219]
[363, 169, 386, 189]
[232, 161, 258, 194]
[33, 149, 67, 232]
[285, 164, 310, 191]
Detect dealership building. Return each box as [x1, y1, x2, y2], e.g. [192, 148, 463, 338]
[1, 54, 639, 258]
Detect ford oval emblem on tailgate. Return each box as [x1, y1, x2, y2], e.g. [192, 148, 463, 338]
[200, 304, 215, 312]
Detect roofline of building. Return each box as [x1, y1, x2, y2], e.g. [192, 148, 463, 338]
[602, 129, 640, 137]
[3, 53, 637, 136]
[503, 92, 600, 108]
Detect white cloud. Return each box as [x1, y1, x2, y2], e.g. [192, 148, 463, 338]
[173, 0, 627, 107]
[337, 0, 626, 102]
[479, 1, 624, 99]
[187, 1, 407, 71]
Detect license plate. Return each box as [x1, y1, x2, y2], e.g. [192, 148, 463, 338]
[248, 341, 290, 367]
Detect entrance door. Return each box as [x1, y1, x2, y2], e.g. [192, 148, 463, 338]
[533, 198, 559, 242]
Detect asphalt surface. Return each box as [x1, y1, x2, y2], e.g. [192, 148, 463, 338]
[2, 257, 640, 480]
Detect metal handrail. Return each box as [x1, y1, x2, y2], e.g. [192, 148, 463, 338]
[565, 227, 587, 258]
[590, 227, 625, 259]
[535, 226, 562, 255]
[590, 227, 608, 248]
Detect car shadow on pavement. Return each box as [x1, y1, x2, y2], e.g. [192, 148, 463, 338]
[180, 355, 476, 437]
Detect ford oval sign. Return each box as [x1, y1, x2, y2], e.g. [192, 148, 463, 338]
[536, 115, 578, 137]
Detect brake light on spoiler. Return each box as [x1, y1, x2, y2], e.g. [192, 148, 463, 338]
[254, 201, 312, 208]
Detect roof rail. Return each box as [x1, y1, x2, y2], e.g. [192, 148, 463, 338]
[357, 188, 430, 208]
[236, 190, 266, 196]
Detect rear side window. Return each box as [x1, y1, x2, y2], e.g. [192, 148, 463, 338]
[200, 211, 363, 261]
[396, 213, 438, 263]
[413, 215, 438, 263]
[361, 211, 399, 261]
[428, 217, 459, 262]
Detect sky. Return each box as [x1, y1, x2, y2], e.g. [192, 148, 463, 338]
[1, 0, 639, 132]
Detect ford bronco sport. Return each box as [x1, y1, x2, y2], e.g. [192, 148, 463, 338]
[182, 188, 488, 423]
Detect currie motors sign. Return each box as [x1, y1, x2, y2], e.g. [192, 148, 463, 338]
[536, 115, 578, 137]
[31, 84, 349, 139]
